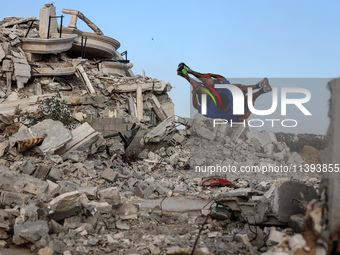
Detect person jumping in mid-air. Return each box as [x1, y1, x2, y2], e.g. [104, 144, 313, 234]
[177, 62, 272, 122]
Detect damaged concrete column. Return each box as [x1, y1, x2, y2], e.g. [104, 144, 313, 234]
[39, 3, 58, 38]
[320, 78, 340, 238]
[62, 8, 103, 35]
[136, 84, 143, 120]
[149, 94, 166, 121]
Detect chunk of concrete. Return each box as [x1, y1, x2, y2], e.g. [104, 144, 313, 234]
[0, 191, 30, 206]
[0, 140, 9, 158]
[116, 222, 130, 230]
[49, 191, 82, 221]
[272, 180, 318, 222]
[79, 187, 98, 200]
[1, 59, 13, 72]
[0, 44, 5, 62]
[50, 219, 67, 234]
[288, 213, 305, 233]
[13, 63, 31, 80]
[47, 167, 62, 182]
[100, 168, 118, 183]
[84, 202, 112, 215]
[235, 233, 251, 247]
[20, 160, 36, 175]
[99, 187, 121, 206]
[59, 122, 103, 159]
[267, 228, 284, 246]
[117, 202, 138, 216]
[192, 121, 215, 141]
[38, 247, 54, 255]
[143, 116, 175, 143]
[13, 220, 49, 245]
[10, 119, 72, 155]
[0, 166, 48, 196]
[168, 133, 185, 146]
[34, 164, 50, 179]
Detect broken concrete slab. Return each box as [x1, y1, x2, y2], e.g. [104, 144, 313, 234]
[0, 140, 9, 158]
[0, 166, 48, 196]
[0, 44, 5, 62]
[75, 64, 95, 94]
[34, 164, 50, 179]
[46, 167, 62, 182]
[13, 220, 49, 245]
[48, 191, 82, 221]
[150, 94, 167, 121]
[272, 180, 318, 222]
[191, 121, 216, 141]
[20, 161, 36, 175]
[108, 81, 171, 93]
[288, 213, 305, 233]
[58, 122, 104, 159]
[0, 191, 31, 206]
[99, 187, 121, 206]
[10, 119, 72, 155]
[79, 187, 98, 200]
[100, 168, 118, 183]
[117, 202, 138, 216]
[84, 201, 112, 215]
[143, 116, 175, 143]
[127, 96, 137, 118]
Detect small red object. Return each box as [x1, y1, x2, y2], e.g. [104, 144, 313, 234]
[202, 177, 233, 187]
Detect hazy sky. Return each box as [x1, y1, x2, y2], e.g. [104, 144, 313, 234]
[1, 0, 339, 134]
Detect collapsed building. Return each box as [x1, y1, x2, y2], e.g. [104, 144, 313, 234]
[0, 2, 174, 149]
[0, 3, 339, 255]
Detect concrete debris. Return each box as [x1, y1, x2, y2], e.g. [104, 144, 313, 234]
[0, 3, 331, 255]
[13, 220, 49, 245]
[48, 191, 82, 221]
[143, 116, 176, 143]
[10, 119, 72, 155]
[271, 180, 318, 222]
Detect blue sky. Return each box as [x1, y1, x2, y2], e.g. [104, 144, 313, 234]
[1, 0, 339, 134]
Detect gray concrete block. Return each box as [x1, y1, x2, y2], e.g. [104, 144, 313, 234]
[84, 201, 112, 215]
[99, 187, 121, 206]
[0, 191, 30, 206]
[47, 167, 61, 182]
[133, 185, 144, 197]
[79, 187, 98, 200]
[13, 220, 49, 245]
[21, 161, 35, 175]
[288, 213, 305, 233]
[273, 180, 318, 222]
[34, 164, 50, 179]
[100, 168, 118, 183]
[49, 191, 82, 221]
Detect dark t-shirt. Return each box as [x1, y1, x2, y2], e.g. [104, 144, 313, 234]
[198, 82, 243, 122]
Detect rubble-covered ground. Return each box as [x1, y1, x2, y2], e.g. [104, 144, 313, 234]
[0, 3, 328, 255]
[0, 114, 325, 255]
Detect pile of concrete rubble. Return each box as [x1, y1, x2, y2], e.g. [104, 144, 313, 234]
[0, 2, 332, 255]
[0, 112, 325, 254]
